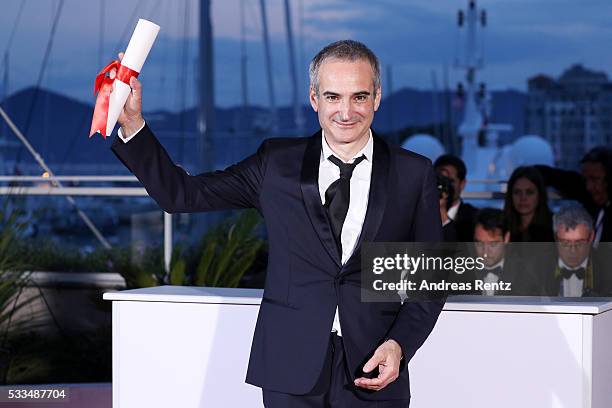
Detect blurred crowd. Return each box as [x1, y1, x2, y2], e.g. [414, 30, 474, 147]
[434, 146, 612, 297]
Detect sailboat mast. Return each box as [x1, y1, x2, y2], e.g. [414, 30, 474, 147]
[283, 0, 303, 134]
[0, 53, 8, 170]
[198, 0, 215, 171]
[259, 0, 277, 132]
[240, 0, 250, 130]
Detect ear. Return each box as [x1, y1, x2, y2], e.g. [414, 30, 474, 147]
[459, 179, 467, 193]
[309, 87, 318, 112]
[588, 230, 595, 243]
[374, 86, 382, 111]
[503, 231, 510, 243]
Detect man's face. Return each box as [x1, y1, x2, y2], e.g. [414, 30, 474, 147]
[437, 165, 466, 204]
[309, 58, 381, 147]
[556, 224, 593, 268]
[582, 162, 608, 206]
[474, 224, 509, 268]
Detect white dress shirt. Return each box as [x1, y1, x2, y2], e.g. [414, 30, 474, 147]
[319, 130, 374, 336]
[481, 259, 504, 296]
[447, 200, 461, 221]
[558, 257, 588, 297]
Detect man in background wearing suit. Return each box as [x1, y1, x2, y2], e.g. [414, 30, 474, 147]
[434, 154, 478, 242]
[472, 208, 543, 296]
[472, 208, 510, 295]
[536, 147, 612, 245]
[543, 205, 611, 297]
[111, 40, 443, 407]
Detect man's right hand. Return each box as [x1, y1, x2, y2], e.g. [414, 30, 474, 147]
[114, 52, 144, 138]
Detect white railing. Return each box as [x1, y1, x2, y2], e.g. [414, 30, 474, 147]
[0, 176, 139, 182]
[0, 176, 173, 275]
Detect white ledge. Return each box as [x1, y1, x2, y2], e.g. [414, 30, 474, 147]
[103, 286, 612, 314]
[443, 295, 612, 314]
[103, 286, 263, 304]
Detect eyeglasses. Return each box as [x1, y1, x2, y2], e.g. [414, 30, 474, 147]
[557, 240, 590, 250]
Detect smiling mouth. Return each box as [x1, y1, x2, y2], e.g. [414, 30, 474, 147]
[334, 121, 358, 128]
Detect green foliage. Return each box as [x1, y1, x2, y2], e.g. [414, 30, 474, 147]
[169, 256, 186, 286]
[112, 210, 265, 289]
[0, 204, 42, 383]
[0, 206, 39, 335]
[107, 245, 192, 288]
[0, 207, 28, 273]
[108, 246, 163, 288]
[0, 208, 265, 290]
[10, 239, 113, 273]
[192, 210, 264, 288]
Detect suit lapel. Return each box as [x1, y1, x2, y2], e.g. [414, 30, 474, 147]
[300, 131, 342, 268]
[344, 133, 390, 269]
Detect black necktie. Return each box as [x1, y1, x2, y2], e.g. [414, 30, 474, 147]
[478, 266, 502, 280]
[560, 267, 585, 280]
[486, 266, 503, 277]
[324, 154, 366, 252]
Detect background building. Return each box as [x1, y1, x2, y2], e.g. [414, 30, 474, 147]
[526, 64, 612, 169]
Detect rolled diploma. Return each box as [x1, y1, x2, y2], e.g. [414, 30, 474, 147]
[106, 19, 160, 136]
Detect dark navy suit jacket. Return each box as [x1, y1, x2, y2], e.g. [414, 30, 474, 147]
[111, 125, 444, 401]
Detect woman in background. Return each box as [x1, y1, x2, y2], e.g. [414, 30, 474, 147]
[504, 166, 554, 242]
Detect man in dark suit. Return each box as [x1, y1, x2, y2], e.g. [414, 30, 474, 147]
[536, 147, 612, 245]
[111, 40, 443, 407]
[434, 154, 478, 242]
[472, 208, 510, 295]
[542, 205, 612, 297]
[471, 208, 544, 296]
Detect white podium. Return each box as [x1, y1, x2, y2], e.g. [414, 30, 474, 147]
[104, 287, 612, 408]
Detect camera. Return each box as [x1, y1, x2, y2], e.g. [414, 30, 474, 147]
[436, 173, 455, 211]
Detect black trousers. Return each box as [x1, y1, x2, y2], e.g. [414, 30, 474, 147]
[262, 333, 410, 408]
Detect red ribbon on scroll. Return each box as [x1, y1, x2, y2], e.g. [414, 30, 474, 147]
[89, 61, 140, 138]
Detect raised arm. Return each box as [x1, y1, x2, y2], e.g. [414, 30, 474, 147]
[111, 126, 268, 213]
[110, 63, 267, 214]
[535, 164, 591, 206]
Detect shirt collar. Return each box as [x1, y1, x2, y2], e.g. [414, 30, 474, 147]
[447, 200, 461, 221]
[321, 129, 373, 164]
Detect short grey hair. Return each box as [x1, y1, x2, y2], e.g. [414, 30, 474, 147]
[309, 40, 381, 96]
[553, 205, 593, 235]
